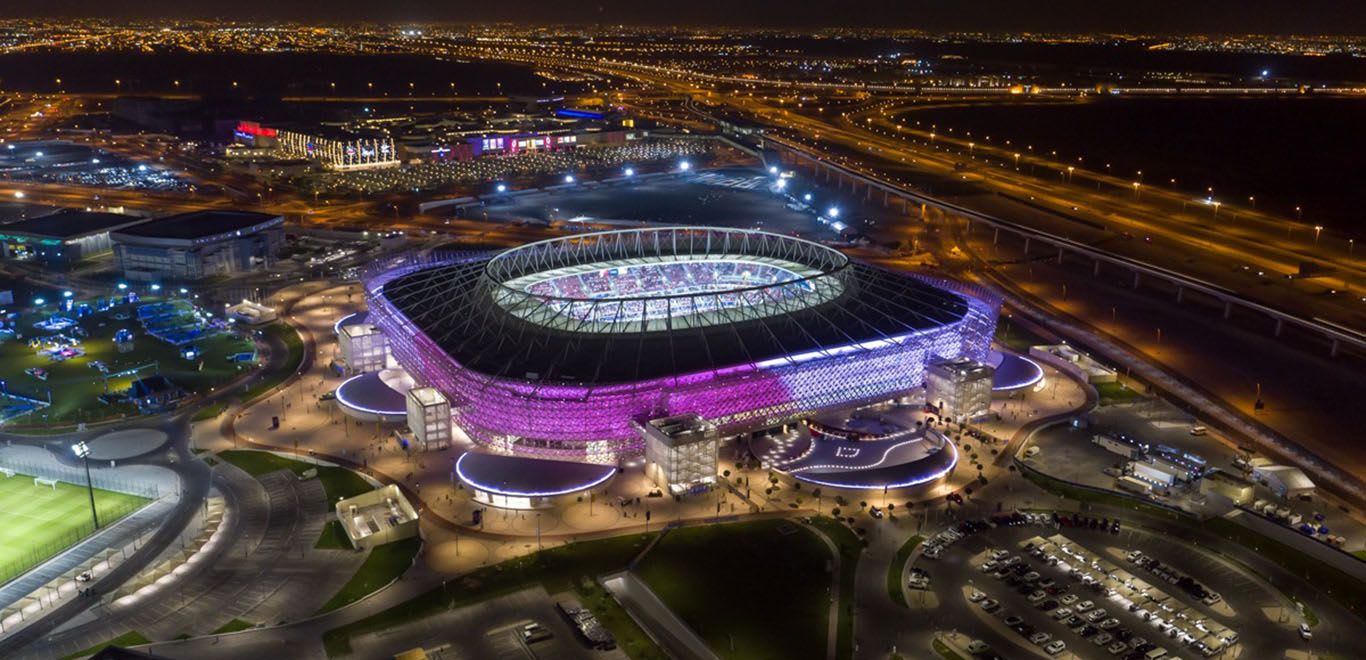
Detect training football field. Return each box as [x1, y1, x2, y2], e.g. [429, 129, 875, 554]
[0, 473, 150, 581]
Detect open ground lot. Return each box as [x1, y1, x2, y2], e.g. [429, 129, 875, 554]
[471, 166, 899, 239]
[634, 519, 833, 660]
[0, 472, 149, 582]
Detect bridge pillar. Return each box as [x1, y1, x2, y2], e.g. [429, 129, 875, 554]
[1057, 247, 1064, 264]
[993, 228, 1000, 245]
[1176, 287, 1184, 304]
[1093, 260, 1101, 277]
[1274, 318, 1284, 337]
[1331, 339, 1341, 358]
[1023, 237, 1031, 253]
[825, 166, 832, 182]
[883, 190, 889, 207]
[866, 184, 873, 201]
[1222, 300, 1233, 320]
[1132, 272, 1141, 289]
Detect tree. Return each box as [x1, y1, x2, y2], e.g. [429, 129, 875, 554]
[722, 469, 731, 478]
[859, 501, 868, 509]
[831, 507, 841, 517]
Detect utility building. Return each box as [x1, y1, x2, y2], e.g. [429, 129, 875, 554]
[636, 413, 719, 495]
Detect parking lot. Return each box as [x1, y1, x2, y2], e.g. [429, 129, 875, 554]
[910, 511, 1310, 659]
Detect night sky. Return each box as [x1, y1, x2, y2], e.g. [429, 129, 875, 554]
[3, 0, 1365, 34]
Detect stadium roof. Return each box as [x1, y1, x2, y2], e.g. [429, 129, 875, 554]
[380, 247, 972, 385]
[112, 211, 280, 240]
[0, 210, 150, 240]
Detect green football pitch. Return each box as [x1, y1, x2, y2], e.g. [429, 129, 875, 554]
[0, 474, 150, 583]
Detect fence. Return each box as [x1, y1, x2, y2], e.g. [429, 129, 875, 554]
[0, 458, 159, 499]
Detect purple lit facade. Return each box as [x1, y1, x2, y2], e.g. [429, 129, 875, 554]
[362, 230, 998, 463]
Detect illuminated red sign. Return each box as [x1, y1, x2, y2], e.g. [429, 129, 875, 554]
[235, 121, 278, 138]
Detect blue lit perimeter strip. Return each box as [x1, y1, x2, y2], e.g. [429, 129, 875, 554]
[335, 374, 407, 417]
[992, 356, 1044, 391]
[454, 453, 616, 498]
[333, 312, 359, 336]
[786, 437, 959, 490]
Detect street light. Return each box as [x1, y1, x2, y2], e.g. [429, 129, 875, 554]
[624, 167, 634, 177]
[564, 174, 575, 184]
[827, 207, 840, 218]
[1314, 225, 1323, 246]
[73, 442, 100, 531]
[495, 183, 507, 193]
[678, 160, 692, 172]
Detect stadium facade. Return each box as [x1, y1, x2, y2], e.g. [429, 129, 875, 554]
[364, 228, 998, 463]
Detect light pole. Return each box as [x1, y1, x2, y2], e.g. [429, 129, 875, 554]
[1314, 225, 1323, 247]
[73, 442, 99, 531]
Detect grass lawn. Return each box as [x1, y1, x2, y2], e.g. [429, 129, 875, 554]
[316, 537, 422, 614]
[58, 630, 151, 660]
[316, 520, 354, 549]
[0, 298, 258, 426]
[805, 516, 863, 660]
[635, 519, 833, 660]
[0, 474, 149, 584]
[887, 535, 925, 607]
[1094, 381, 1146, 404]
[211, 618, 257, 634]
[217, 450, 373, 502]
[931, 638, 966, 660]
[323, 533, 654, 657]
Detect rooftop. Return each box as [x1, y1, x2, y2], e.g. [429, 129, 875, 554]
[112, 210, 280, 240]
[455, 452, 616, 497]
[1, 210, 149, 239]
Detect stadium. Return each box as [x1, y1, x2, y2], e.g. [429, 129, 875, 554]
[362, 227, 999, 465]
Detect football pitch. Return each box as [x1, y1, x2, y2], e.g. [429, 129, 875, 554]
[0, 473, 150, 583]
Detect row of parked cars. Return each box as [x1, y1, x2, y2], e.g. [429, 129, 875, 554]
[982, 543, 1177, 660]
[1126, 550, 1222, 606]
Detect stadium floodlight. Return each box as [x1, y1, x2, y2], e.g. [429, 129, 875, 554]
[678, 160, 692, 172]
[496, 183, 507, 193]
[72, 441, 100, 530]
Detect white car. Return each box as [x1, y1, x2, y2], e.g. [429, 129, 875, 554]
[990, 549, 1010, 560]
[968, 590, 987, 603]
[1044, 640, 1067, 655]
[967, 640, 991, 654]
[1052, 607, 1073, 620]
[1203, 592, 1222, 605]
[1299, 623, 1312, 640]
[1060, 594, 1079, 605]
[1076, 600, 1096, 612]
[1029, 632, 1052, 645]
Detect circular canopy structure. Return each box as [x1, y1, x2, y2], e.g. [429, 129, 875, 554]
[456, 452, 616, 499]
[336, 371, 407, 422]
[989, 351, 1044, 391]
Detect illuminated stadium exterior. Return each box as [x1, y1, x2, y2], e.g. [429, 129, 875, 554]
[363, 227, 999, 463]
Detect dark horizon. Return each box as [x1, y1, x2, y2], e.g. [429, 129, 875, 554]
[4, 1, 1366, 35]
